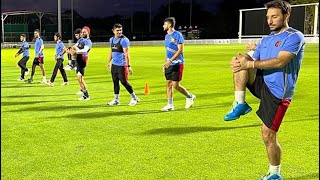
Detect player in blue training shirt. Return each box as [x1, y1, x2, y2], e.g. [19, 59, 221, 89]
[224, 1, 305, 180]
[106, 23, 140, 106]
[69, 26, 92, 101]
[64, 28, 82, 71]
[161, 17, 196, 111]
[45, 33, 68, 87]
[26, 29, 47, 84]
[15, 34, 30, 81]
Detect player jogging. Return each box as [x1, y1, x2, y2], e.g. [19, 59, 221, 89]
[15, 34, 30, 81]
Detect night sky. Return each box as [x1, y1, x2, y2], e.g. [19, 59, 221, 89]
[1, 0, 223, 18]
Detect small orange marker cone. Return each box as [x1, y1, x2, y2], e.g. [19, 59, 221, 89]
[144, 82, 150, 95]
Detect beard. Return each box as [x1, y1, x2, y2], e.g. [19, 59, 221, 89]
[82, 34, 87, 38]
[270, 24, 283, 32]
[269, 19, 286, 32]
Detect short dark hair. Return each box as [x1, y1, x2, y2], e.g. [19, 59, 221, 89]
[20, 34, 26, 38]
[34, 29, 40, 33]
[54, 32, 62, 39]
[265, 0, 291, 15]
[74, 28, 81, 34]
[164, 17, 176, 28]
[113, 23, 122, 29]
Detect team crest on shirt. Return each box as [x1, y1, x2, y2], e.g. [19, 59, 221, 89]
[170, 37, 176, 43]
[275, 40, 281, 47]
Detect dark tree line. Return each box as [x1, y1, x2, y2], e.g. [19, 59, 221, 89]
[38, 0, 316, 41]
[57, 0, 268, 41]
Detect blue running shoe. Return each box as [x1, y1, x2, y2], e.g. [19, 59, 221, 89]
[224, 101, 252, 121]
[260, 172, 283, 180]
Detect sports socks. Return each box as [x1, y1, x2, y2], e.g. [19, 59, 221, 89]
[168, 98, 173, 105]
[235, 91, 245, 103]
[269, 164, 281, 174]
[114, 94, 119, 101]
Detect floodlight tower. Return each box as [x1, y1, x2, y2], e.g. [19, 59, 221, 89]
[58, 0, 62, 35]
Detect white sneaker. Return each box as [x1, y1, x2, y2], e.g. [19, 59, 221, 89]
[61, 82, 69, 86]
[64, 65, 72, 71]
[76, 90, 83, 95]
[161, 104, 174, 111]
[17, 77, 24, 81]
[78, 96, 90, 101]
[45, 81, 54, 87]
[107, 99, 120, 106]
[128, 97, 140, 106]
[40, 79, 47, 84]
[185, 94, 196, 109]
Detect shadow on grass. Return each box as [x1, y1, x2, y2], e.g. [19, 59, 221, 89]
[140, 124, 261, 135]
[46, 102, 229, 119]
[140, 92, 232, 103]
[1, 93, 74, 99]
[140, 113, 319, 136]
[1, 101, 53, 106]
[1, 84, 35, 88]
[5, 104, 103, 112]
[286, 173, 319, 180]
[52, 108, 192, 119]
[2, 94, 73, 98]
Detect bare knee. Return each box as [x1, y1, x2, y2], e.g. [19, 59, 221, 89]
[77, 74, 82, 82]
[172, 81, 179, 89]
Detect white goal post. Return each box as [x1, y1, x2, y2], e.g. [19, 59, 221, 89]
[238, 3, 319, 42]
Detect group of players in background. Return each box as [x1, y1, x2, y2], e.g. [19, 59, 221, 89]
[15, 26, 92, 101]
[14, 21, 196, 109]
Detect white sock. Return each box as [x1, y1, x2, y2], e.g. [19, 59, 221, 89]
[130, 92, 137, 99]
[269, 164, 281, 174]
[42, 76, 46, 80]
[235, 91, 245, 103]
[114, 94, 119, 100]
[168, 98, 173, 105]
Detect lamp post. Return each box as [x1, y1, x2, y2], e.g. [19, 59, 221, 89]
[58, 0, 62, 35]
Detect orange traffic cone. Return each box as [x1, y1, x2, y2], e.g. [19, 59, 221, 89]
[144, 82, 150, 95]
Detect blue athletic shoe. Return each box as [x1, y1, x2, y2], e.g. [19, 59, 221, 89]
[224, 101, 252, 121]
[260, 172, 283, 180]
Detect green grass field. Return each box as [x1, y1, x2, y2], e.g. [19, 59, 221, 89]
[1, 44, 319, 179]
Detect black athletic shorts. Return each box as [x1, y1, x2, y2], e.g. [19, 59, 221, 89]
[33, 57, 44, 66]
[76, 54, 87, 76]
[247, 69, 291, 132]
[164, 63, 184, 81]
